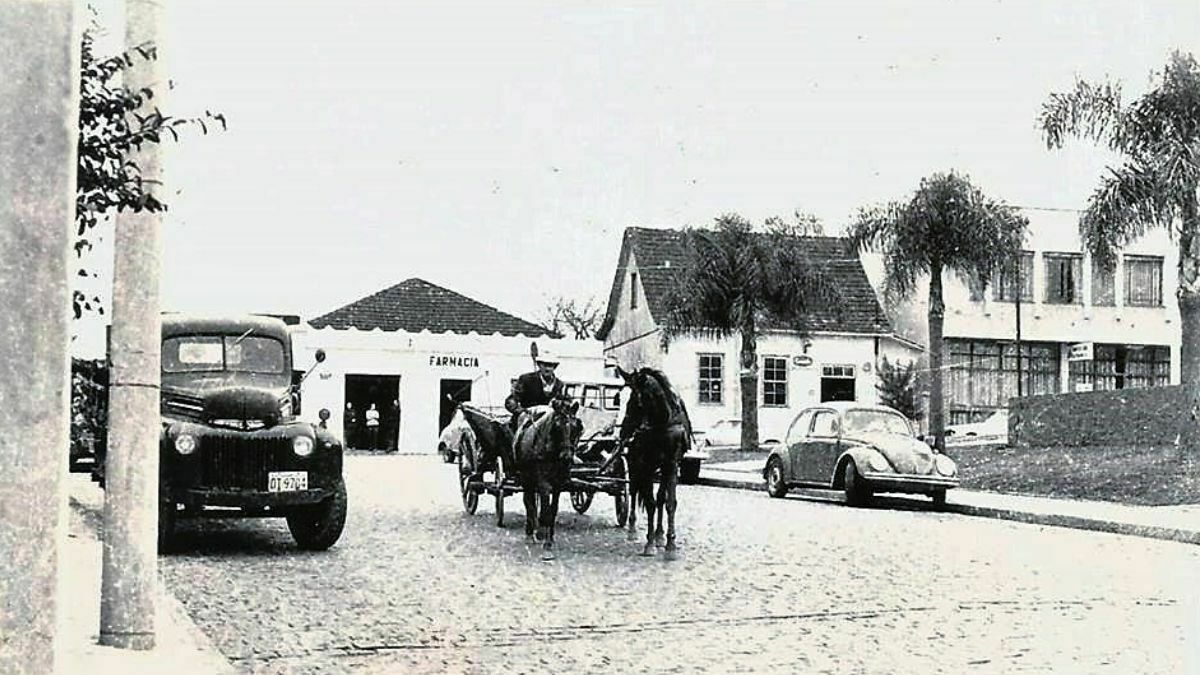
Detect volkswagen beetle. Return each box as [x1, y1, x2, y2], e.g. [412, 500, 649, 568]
[763, 402, 958, 507]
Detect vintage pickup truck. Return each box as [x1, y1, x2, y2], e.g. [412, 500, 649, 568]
[94, 314, 347, 551]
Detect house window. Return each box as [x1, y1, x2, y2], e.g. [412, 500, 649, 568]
[697, 353, 723, 404]
[1125, 256, 1163, 307]
[1044, 253, 1083, 304]
[630, 272, 639, 309]
[762, 356, 788, 407]
[1091, 261, 1116, 306]
[820, 364, 855, 402]
[1070, 344, 1170, 391]
[993, 252, 1034, 302]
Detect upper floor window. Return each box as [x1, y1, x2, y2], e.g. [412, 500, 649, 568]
[1044, 253, 1083, 304]
[697, 353, 723, 404]
[762, 356, 788, 407]
[1091, 260, 1116, 306]
[1125, 256, 1163, 307]
[992, 252, 1034, 302]
[629, 272, 639, 309]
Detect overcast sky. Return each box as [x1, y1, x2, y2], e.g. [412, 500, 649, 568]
[73, 1, 1200, 356]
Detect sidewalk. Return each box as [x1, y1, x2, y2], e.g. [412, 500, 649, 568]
[701, 459, 1200, 545]
[58, 475, 234, 674]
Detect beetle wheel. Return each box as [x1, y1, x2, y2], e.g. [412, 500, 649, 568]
[765, 457, 788, 498]
[842, 459, 872, 507]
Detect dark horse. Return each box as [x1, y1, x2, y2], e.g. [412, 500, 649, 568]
[459, 399, 581, 560]
[513, 399, 582, 560]
[615, 366, 691, 560]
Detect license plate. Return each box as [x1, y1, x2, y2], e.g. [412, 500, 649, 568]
[268, 471, 308, 493]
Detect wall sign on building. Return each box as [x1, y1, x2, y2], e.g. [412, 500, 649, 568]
[1068, 342, 1094, 362]
[429, 354, 481, 368]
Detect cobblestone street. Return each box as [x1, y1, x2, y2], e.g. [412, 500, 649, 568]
[159, 455, 1200, 674]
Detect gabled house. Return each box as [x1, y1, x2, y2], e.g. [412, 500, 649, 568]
[596, 227, 921, 440]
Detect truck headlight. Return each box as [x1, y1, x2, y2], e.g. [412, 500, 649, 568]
[292, 436, 315, 457]
[174, 433, 197, 455]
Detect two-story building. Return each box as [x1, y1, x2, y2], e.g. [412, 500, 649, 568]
[862, 210, 1180, 425]
[596, 227, 921, 440]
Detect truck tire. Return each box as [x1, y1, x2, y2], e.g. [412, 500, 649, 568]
[287, 478, 348, 550]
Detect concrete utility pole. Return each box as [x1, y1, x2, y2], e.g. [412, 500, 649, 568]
[99, 0, 166, 650]
[0, 2, 80, 672]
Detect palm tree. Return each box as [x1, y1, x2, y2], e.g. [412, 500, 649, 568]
[662, 213, 836, 451]
[1039, 51, 1200, 383]
[847, 172, 1028, 450]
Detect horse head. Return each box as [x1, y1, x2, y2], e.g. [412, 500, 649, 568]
[549, 398, 582, 461]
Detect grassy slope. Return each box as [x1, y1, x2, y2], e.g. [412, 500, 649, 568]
[950, 443, 1200, 506]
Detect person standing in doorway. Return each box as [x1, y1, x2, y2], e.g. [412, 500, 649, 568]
[365, 402, 381, 451]
[386, 398, 400, 453]
[344, 402, 359, 449]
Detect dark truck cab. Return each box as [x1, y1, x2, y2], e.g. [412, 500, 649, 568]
[150, 314, 346, 550]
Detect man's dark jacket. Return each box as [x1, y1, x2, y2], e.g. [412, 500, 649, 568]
[506, 371, 566, 413]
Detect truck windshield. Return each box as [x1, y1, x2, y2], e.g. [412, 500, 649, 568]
[163, 335, 286, 374]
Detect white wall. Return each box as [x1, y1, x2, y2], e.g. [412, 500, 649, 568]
[293, 327, 604, 452]
[646, 332, 889, 440]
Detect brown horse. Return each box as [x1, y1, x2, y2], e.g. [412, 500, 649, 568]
[615, 366, 691, 560]
[513, 399, 582, 560]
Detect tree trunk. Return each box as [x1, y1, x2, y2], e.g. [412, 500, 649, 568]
[1178, 189, 1200, 453]
[739, 328, 759, 452]
[1178, 191, 1200, 386]
[927, 264, 946, 452]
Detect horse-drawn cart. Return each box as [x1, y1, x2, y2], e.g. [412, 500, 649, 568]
[456, 402, 630, 528]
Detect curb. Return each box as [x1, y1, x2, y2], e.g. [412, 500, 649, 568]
[697, 475, 1200, 546]
[67, 494, 237, 674]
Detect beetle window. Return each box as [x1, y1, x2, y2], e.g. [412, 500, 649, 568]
[786, 410, 814, 446]
[810, 411, 839, 437]
[842, 409, 912, 436]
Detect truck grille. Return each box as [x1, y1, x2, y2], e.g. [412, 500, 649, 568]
[197, 434, 291, 490]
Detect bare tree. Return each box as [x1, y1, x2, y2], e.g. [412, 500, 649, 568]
[541, 296, 603, 339]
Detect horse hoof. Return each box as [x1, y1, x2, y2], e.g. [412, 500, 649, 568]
[663, 547, 679, 562]
[640, 545, 655, 557]
[525, 534, 536, 545]
[541, 550, 556, 562]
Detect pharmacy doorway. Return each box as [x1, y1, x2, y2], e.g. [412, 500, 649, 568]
[344, 374, 401, 451]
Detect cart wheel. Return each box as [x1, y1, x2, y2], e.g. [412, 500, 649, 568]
[458, 454, 478, 515]
[571, 491, 594, 514]
[495, 455, 505, 527]
[613, 454, 630, 527]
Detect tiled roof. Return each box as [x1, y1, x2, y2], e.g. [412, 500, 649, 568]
[597, 226, 893, 338]
[309, 278, 554, 337]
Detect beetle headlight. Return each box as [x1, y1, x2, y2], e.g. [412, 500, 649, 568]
[867, 453, 889, 472]
[935, 454, 957, 476]
[174, 433, 198, 455]
[292, 435, 315, 457]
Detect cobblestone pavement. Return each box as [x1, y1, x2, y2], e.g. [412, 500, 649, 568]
[160, 455, 1200, 674]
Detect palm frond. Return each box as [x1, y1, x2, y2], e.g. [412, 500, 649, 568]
[1079, 163, 1174, 269]
[1039, 78, 1125, 151]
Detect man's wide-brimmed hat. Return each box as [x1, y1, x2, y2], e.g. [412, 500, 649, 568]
[535, 347, 560, 365]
